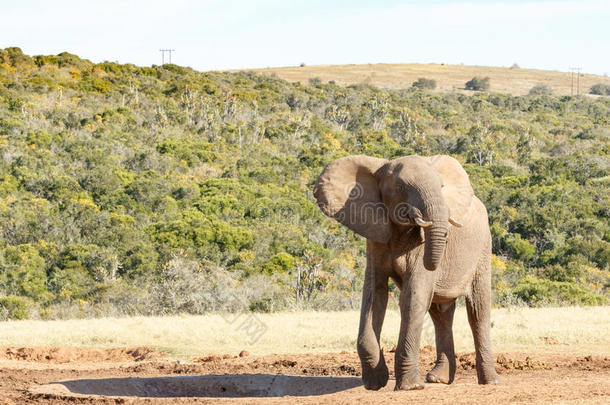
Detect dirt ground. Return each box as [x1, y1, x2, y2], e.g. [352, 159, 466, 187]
[1, 346, 608, 404]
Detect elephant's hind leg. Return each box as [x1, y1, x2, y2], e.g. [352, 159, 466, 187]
[465, 256, 499, 385]
[426, 300, 457, 384]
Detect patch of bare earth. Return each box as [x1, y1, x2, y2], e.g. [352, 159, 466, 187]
[0, 347, 608, 404]
[0, 347, 161, 363]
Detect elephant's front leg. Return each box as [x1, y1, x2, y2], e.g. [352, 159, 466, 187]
[357, 256, 389, 390]
[394, 272, 434, 391]
[426, 300, 457, 384]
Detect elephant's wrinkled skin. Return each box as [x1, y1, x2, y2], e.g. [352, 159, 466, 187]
[314, 155, 499, 391]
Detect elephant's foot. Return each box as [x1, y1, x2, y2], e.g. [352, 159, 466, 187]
[394, 368, 424, 391]
[394, 378, 425, 391]
[477, 365, 500, 385]
[361, 362, 389, 391]
[426, 361, 452, 384]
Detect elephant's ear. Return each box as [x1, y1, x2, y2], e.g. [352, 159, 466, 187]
[314, 155, 391, 243]
[425, 155, 474, 224]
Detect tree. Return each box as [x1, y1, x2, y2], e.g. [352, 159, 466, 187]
[465, 76, 490, 91]
[589, 83, 610, 96]
[528, 84, 552, 95]
[412, 78, 437, 90]
[0, 244, 51, 302]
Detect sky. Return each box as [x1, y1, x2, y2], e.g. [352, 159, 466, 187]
[1, 0, 608, 75]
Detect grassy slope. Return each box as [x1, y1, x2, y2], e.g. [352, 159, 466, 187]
[1, 307, 608, 358]
[237, 63, 610, 96]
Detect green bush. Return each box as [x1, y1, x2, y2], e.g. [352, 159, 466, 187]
[465, 76, 490, 91]
[156, 138, 216, 166]
[0, 244, 51, 302]
[412, 78, 437, 90]
[56, 52, 93, 69]
[0, 296, 30, 320]
[308, 77, 322, 86]
[505, 234, 536, 261]
[528, 84, 552, 95]
[249, 298, 273, 312]
[513, 276, 607, 306]
[262, 253, 296, 274]
[589, 83, 610, 96]
[0, 47, 34, 67]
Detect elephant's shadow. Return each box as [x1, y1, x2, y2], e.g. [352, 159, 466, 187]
[42, 373, 364, 398]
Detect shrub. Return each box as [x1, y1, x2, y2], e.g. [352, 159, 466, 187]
[308, 77, 322, 86]
[0, 47, 34, 67]
[0, 296, 30, 320]
[528, 84, 552, 95]
[513, 276, 607, 306]
[214, 221, 254, 252]
[589, 83, 610, 96]
[56, 52, 93, 70]
[261, 253, 296, 274]
[465, 76, 490, 91]
[147, 255, 242, 315]
[412, 78, 437, 90]
[249, 298, 273, 312]
[505, 234, 536, 261]
[156, 139, 216, 166]
[0, 244, 51, 302]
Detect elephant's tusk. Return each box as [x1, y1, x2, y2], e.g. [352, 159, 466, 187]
[414, 217, 433, 227]
[449, 217, 463, 228]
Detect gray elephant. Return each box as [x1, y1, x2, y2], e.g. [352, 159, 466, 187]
[313, 154, 499, 391]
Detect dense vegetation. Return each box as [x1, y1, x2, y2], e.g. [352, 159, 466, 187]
[0, 47, 608, 319]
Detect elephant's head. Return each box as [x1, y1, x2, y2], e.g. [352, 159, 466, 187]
[313, 155, 474, 271]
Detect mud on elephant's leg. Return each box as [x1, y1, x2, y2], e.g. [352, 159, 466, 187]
[426, 301, 457, 384]
[358, 265, 389, 390]
[466, 265, 499, 385]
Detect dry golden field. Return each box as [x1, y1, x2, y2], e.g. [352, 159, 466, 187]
[235, 63, 610, 96]
[1, 306, 608, 358]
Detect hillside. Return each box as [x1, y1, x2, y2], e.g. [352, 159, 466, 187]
[0, 47, 608, 320]
[240, 63, 610, 96]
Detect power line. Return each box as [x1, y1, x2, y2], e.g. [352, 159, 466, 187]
[569, 67, 582, 95]
[159, 49, 176, 65]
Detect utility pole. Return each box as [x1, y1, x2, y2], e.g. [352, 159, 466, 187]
[159, 49, 176, 65]
[569, 67, 582, 95]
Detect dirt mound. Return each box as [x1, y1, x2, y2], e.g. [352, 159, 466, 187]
[453, 353, 551, 371]
[496, 354, 551, 370]
[195, 354, 235, 363]
[0, 347, 160, 363]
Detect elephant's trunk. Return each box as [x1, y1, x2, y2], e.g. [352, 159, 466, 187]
[423, 223, 447, 271]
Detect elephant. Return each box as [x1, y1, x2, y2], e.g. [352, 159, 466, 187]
[313, 154, 499, 391]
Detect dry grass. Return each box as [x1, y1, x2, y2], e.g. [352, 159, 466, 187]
[1, 307, 608, 359]
[234, 63, 610, 96]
